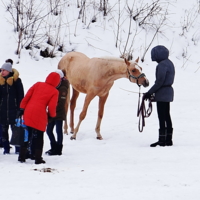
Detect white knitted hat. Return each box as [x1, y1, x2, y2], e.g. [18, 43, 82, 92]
[54, 69, 64, 78]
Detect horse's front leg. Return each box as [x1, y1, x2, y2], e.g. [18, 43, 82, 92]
[71, 93, 95, 140]
[95, 93, 109, 140]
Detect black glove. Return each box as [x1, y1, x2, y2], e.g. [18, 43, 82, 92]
[143, 92, 151, 100]
[48, 116, 53, 123]
[47, 113, 54, 123]
[16, 109, 24, 118]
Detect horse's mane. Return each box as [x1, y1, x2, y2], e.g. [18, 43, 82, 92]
[98, 56, 125, 62]
[98, 56, 137, 64]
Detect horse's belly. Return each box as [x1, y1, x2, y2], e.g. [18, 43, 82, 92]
[69, 78, 88, 94]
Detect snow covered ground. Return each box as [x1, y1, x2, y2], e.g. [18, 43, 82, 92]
[0, 0, 200, 200]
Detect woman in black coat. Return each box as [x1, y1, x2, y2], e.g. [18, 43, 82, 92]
[144, 45, 175, 147]
[0, 62, 24, 154]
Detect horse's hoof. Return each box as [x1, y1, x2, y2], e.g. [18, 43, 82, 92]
[96, 137, 103, 140]
[70, 136, 76, 140]
[70, 131, 74, 134]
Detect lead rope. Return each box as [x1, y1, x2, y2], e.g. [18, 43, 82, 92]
[137, 88, 153, 132]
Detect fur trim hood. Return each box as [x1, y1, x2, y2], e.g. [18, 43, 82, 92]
[0, 68, 20, 86]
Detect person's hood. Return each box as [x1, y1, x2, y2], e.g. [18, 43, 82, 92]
[151, 45, 169, 63]
[45, 72, 60, 88]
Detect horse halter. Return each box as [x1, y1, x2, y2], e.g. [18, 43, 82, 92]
[127, 69, 146, 86]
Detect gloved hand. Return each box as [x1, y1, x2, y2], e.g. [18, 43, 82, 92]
[47, 113, 54, 123]
[48, 116, 53, 123]
[143, 92, 151, 100]
[16, 109, 24, 118]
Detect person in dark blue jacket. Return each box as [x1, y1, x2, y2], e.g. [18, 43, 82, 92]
[144, 45, 175, 147]
[0, 61, 24, 154]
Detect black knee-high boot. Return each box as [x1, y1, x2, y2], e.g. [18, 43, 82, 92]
[18, 146, 27, 163]
[57, 144, 63, 156]
[166, 128, 173, 146]
[45, 142, 57, 156]
[30, 129, 45, 164]
[35, 149, 46, 164]
[150, 129, 166, 147]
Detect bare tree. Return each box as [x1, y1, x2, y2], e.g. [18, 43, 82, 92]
[180, 5, 199, 37]
[120, 3, 134, 59]
[103, 0, 108, 16]
[141, 10, 168, 62]
[4, 0, 66, 57]
[115, 0, 122, 48]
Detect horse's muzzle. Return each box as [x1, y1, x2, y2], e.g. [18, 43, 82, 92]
[143, 78, 149, 88]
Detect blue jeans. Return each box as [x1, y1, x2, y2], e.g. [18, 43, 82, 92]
[46, 120, 63, 145]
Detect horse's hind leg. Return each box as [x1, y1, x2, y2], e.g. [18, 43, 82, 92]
[64, 85, 70, 134]
[64, 106, 68, 134]
[71, 93, 95, 140]
[70, 88, 79, 134]
[95, 93, 109, 140]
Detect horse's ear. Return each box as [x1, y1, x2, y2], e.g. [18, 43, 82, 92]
[124, 58, 130, 66]
[135, 57, 139, 63]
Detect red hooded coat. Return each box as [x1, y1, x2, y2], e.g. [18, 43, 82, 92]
[20, 72, 60, 131]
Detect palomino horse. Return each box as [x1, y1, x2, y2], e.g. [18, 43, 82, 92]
[58, 52, 149, 140]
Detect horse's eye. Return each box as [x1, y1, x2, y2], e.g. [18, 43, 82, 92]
[132, 69, 136, 73]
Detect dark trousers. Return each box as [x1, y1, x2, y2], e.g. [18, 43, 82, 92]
[30, 128, 44, 150]
[156, 102, 172, 131]
[0, 125, 2, 146]
[19, 127, 44, 161]
[46, 120, 63, 145]
[21, 127, 44, 154]
[1, 124, 14, 141]
[1, 124, 19, 153]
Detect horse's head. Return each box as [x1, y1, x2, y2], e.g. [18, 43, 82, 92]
[125, 58, 149, 87]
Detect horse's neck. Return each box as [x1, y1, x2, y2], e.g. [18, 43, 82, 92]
[107, 59, 128, 80]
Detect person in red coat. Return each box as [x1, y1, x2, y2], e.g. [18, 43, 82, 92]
[17, 72, 60, 164]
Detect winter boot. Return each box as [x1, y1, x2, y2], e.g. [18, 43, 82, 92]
[150, 129, 166, 147]
[45, 142, 57, 156]
[57, 144, 63, 156]
[35, 149, 46, 164]
[18, 147, 27, 163]
[3, 140, 10, 154]
[166, 128, 173, 146]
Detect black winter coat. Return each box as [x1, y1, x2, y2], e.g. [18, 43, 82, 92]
[148, 45, 175, 102]
[0, 68, 24, 124]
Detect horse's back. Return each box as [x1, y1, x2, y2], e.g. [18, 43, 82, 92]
[58, 52, 89, 68]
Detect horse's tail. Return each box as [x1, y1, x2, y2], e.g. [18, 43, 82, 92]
[58, 54, 72, 134]
[67, 83, 70, 108]
[58, 54, 72, 78]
